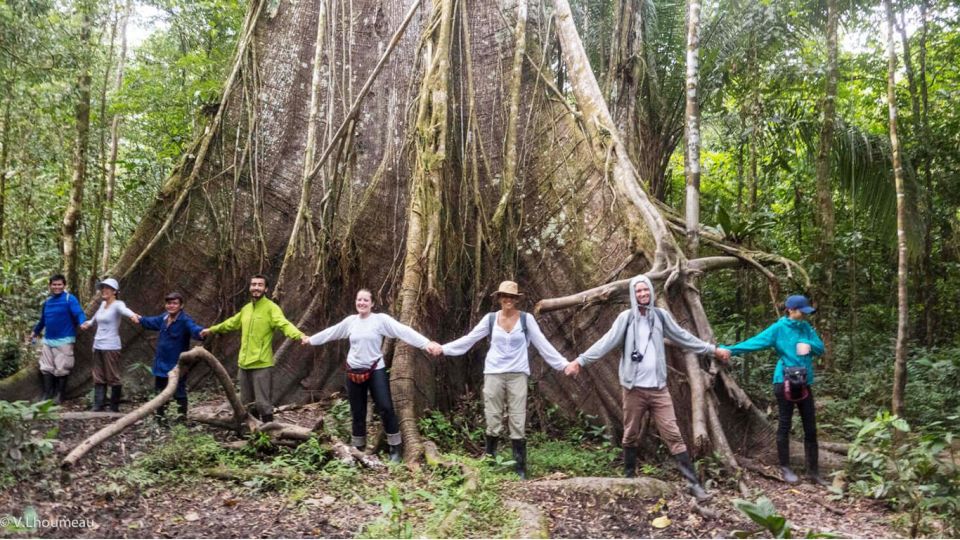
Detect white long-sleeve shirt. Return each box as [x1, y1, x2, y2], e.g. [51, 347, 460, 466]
[88, 300, 136, 351]
[442, 311, 569, 375]
[307, 313, 431, 370]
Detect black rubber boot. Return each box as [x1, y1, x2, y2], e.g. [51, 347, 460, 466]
[155, 404, 169, 427]
[261, 413, 274, 424]
[805, 443, 828, 486]
[511, 439, 527, 480]
[624, 447, 638, 478]
[389, 444, 403, 463]
[176, 398, 189, 422]
[109, 386, 122, 413]
[41, 373, 56, 401]
[674, 451, 710, 501]
[54, 376, 68, 404]
[91, 384, 106, 412]
[484, 435, 498, 458]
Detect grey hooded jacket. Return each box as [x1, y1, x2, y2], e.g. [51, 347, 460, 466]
[575, 274, 717, 389]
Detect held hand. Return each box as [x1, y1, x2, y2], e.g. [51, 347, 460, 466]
[300, 336, 311, 346]
[564, 362, 581, 377]
[80, 321, 93, 331]
[199, 328, 210, 338]
[129, 314, 141, 324]
[425, 342, 443, 357]
[715, 347, 731, 364]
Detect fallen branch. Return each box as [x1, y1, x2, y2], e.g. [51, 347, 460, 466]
[56, 412, 126, 421]
[62, 367, 180, 469]
[531, 476, 674, 498]
[179, 346, 247, 430]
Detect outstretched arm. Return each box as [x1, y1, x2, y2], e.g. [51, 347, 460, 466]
[526, 317, 569, 371]
[724, 323, 779, 356]
[441, 318, 489, 357]
[306, 316, 354, 347]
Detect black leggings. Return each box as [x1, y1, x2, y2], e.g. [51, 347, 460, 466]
[346, 367, 400, 438]
[774, 383, 817, 466]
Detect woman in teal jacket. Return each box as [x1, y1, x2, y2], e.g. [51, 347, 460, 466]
[719, 295, 826, 485]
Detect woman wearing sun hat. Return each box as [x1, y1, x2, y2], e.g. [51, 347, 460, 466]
[440, 280, 570, 479]
[79, 278, 140, 412]
[718, 295, 826, 485]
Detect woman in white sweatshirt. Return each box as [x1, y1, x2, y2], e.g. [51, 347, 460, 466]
[441, 281, 570, 479]
[302, 289, 441, 462]
[79, 278, 139, 412]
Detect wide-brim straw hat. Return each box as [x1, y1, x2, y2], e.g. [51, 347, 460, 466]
[491, 280, 523, 297]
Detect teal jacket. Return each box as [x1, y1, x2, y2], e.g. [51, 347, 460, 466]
[723, 317, 824, 385]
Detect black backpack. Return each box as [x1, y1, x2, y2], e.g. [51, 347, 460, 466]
[487, 311, 530, 346]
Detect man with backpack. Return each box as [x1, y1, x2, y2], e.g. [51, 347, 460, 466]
[31, 273, 86, 403]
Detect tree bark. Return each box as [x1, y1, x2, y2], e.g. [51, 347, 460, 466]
[100, 0, 132, 275]
[814, 0, 838, 369]
[884, 0, 909, 418]
[61, 1, 95, 291]
[683, 0, 701, 258]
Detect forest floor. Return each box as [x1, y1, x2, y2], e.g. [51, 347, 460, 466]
[1, 397, 904, 539]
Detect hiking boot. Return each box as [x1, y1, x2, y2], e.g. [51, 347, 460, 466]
[389, 444, 403, 463]
[511, 439, 527, 480]
[805, 443, 829, 486]
[484, 435, 498, 458]
[674, 451, 711, 502]
[91, 384, 106, 412]
[53, 376, 68, 404]
[109, 385, 122, 413]
[624, 447, 638, 478]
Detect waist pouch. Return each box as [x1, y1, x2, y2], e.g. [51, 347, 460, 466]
[783, 366, 809, 401]
[346, 359, 379, 384]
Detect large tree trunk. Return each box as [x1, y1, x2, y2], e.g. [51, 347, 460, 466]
[0, 0, 816, 470]
[683, 0, 701, 257]
[884, 0, 909, 417]
[814, 0, 838, 369]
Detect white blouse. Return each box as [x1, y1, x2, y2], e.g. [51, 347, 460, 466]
[442, 312, 569, 375]
[89, 300, 136, 351]
[307, 313, 431, 370]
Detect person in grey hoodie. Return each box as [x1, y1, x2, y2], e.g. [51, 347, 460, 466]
[565, 274, 730, 500]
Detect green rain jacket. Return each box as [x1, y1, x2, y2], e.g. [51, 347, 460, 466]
[207, 297, 304, 370]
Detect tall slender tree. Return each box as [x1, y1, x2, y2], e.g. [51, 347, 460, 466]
[884, 0, 909, 417]
[683, 0, 702, 257]
[814, 0, 839, 368]
[61, 0, 96, 290]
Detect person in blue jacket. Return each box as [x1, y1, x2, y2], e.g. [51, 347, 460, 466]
[718, 295, 826, 485]
[134, 292, 204, 423]
[31, 274, 87, 403]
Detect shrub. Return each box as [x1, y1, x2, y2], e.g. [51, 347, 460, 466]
[0, 400, 59, 488]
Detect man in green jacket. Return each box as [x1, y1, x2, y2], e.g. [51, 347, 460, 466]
[200, 275, 304, 423]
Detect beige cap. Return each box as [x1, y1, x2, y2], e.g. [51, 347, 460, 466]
[491, 280, 523, 297]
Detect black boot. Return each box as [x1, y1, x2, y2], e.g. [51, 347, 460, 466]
[176, 398, 189, 422]
[485, 435, 498, 458]
[155, 404, 169, 427]
[40, 373, 56, 401]
[389, 444, 403, 463]
[53, 376, 68, 404]
[674, 451, 710, 501]
[624, 447, 638, 478]
[109, 386, 122, 413]
[511, 439, 527, 480]
[261, 413, 274, 424]
[91, 384, 106, 412]
[805, 443, 828, 486]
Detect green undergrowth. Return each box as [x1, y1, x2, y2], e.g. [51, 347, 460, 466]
[358, 454, 521, 539]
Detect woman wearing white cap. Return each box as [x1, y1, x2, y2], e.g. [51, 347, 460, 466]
[440, 281, 570, 479]
[79, 278, 139, 412]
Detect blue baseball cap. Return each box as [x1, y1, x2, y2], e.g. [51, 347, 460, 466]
[785, 295, 816, 314]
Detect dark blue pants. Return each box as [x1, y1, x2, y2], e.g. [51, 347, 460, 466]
[346, 367, 400, 443]
[155, 375, 188, 400]
[774, 383, 817, 466]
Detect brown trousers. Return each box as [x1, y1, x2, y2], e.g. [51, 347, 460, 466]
[91, 349, 122, 386]
[622, 386, 687, 455]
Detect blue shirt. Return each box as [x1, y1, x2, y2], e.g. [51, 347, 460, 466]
[33, 292, 86, 343]
[139, 311, 204, 377]
[723, 317, 825, 385]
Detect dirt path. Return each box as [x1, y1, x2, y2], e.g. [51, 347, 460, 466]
[1, 400, 903, 538]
